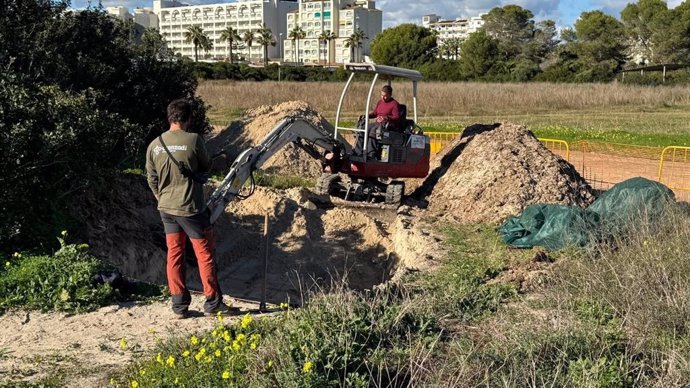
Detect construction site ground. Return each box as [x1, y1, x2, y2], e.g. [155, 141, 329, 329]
[0, 101, 678, 385]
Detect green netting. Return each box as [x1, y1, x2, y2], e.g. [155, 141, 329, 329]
[499, 177, 676, 250]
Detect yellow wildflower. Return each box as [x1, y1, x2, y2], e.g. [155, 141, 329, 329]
[236, 333, 246, 343]
[204, 355, 213, 363]
[139, 369, 146, 376]
[202, 338, 207, 344]
[131, 381, 139, 388]
[303, 361, 313, 374]
[166, 355, 175, 368]
[182, 350, 190, 357]
[190, 335, 199, 345]
[5, 262, 9, 268]
[223, 331, 231, 342]
[250, 343, 257, 350]
[211, 329, 218, 337]
[222, 370, 231, 379]
[12, 252, 21, 258]
[210, 341, 217, 349]
[241, 314, 253, 329]
[119, 337, 127, 350]
[109, 378, 116, 386]
[232, 341, 240, 352]
[267, 360, 273, 368]
[216, 311, 223, 322]
[215, 349, 221, 357]
[279, 302, 289, 310]
[156, 353, 164, 365]
[223, 346, 231, 352]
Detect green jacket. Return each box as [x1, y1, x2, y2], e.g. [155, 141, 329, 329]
[146, 130, 210, 217]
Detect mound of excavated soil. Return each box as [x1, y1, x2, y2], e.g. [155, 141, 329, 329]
[74, 175, 394, 304]
[207, 100, 333, 178]
[415, 123, 594, 224]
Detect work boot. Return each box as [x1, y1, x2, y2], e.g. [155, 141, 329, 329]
[204, 299, 241, 316]
[173, 308, 192, 320]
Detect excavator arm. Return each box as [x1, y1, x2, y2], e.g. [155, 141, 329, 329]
[207, 117, 351, 224]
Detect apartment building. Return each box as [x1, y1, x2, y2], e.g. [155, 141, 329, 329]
[284, 0, 382, 65]
[422, 13, 485, 52]
[154, 0, 298, 62]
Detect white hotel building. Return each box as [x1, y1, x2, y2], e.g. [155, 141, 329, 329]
[284, 0, 382, 65]
[422, 14, 485, 47]
[153, 0, 298, 62]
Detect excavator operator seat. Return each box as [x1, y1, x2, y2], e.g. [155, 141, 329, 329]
[398, 104, 416, 133]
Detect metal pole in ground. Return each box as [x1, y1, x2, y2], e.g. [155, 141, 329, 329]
[260, 213, 270, 312]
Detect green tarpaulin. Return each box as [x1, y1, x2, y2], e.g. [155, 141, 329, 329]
[499, 177, 675, 251]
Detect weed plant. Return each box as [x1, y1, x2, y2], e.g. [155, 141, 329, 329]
[253, 171, 315, 189]
[0, 233, 162, 314]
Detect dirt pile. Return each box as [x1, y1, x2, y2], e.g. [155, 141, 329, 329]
[207, 100, 333, 178]
[415, 123, 594, 224]
[74, 175, 395, 305]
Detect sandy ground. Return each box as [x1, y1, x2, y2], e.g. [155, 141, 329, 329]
[0, 294, 259, 386]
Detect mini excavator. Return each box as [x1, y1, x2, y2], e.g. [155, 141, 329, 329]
[207, 63, 431, 224]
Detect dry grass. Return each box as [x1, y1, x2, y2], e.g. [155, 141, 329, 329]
[198, 80, 690, 124]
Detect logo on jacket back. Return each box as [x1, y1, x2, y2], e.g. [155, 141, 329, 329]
[153, 145, 188, 156]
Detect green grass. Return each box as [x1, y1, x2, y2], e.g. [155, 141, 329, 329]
[207, 107, 245, 128]
[253, 171, 315, 189]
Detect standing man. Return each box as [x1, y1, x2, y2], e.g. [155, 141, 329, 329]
[146, 99, 232, 318]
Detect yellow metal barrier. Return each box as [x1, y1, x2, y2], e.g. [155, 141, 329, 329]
[425, 131, 459, 155]
[658, 147, 690, 198]
[538, 138, 570, 162]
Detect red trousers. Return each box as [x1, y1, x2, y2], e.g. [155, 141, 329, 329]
[165, 229, 221, 300]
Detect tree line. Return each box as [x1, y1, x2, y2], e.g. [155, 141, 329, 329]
[0, 1, 209, 250]
[369, 1, 690, 83]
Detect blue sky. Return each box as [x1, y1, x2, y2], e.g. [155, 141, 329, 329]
[75, 0, 684, 28]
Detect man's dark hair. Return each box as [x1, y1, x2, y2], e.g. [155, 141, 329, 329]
[167, 99, 192, 124]
[381, 85, 393, 94]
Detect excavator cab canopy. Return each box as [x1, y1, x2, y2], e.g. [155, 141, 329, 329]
[334, 63, 423, 160]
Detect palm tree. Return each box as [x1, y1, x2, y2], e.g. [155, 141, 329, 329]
[444, 37, 463, 60]
[288, 26, 306, 63]
[345, 29, 366, 62]
[243, 30, 255, 63]
[256, 24, 276, 65]
[318, 31, 329, 65]
[326, 31, 337, 66]
[219, 26, 240, 63]
[184, 25, 212, 62]
[318, 30, 336, 65]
